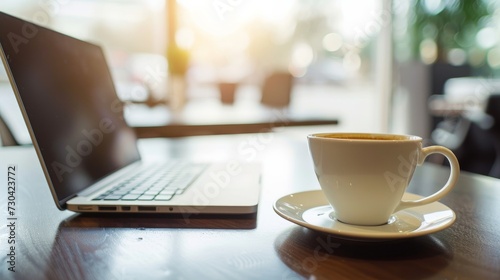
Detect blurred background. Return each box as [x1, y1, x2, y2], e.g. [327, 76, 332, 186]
[2, 0, 500, 177]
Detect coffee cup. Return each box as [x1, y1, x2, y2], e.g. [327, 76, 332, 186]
[307, 132, 460, 226]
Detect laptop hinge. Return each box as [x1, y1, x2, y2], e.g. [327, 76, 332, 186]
[59, 194, 77, 209]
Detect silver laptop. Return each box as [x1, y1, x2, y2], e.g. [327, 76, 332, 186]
[0, 12, 260, 214]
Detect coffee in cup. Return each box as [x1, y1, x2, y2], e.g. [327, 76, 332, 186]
[308, 132, 459, 226]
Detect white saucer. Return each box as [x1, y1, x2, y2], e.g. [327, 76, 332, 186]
[273, 190, 456, 241]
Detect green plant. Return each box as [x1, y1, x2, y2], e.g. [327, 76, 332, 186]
[410, 0, 490, 63]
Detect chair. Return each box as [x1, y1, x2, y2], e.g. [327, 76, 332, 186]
[260, 72, 294, 108]
[483, 94, 500, 177]
[430, 93, 500, 178]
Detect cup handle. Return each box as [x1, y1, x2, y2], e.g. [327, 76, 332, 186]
[394, 146, 460, 212]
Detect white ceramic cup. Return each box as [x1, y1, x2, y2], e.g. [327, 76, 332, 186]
[308, 132, 460, 226]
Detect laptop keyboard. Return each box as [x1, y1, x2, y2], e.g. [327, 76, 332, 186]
[92, 162, 207, 202]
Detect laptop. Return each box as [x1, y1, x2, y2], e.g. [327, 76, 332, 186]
[0, 12, 260, 214]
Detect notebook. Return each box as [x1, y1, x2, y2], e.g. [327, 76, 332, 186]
[0, 12, 260, 214]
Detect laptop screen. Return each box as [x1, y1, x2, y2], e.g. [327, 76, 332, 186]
[0, 12, 141, 207]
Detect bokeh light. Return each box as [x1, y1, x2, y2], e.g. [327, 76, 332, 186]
[322, 33, 343, 52]
[420, 38, 438, 64]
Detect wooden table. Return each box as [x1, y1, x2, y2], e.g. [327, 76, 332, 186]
[125, 99, 339, 138]
[0, 132, 499, 279]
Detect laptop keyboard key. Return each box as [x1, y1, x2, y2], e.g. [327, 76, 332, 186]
[129, 189, 145, 195]
[112, 190, 129, 196]
[159, 189, 176, 195]
[104, 195, 123, 200]
[138, 195, 155, 201]
[154, 195, 173, 201]
[144, 190, 160, 196]
[122, 194, 141, 200]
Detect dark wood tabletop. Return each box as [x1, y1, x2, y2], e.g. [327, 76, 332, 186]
[1, 132, 499, 279]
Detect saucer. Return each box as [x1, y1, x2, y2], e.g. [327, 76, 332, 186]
[273, 190, 456, 241]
